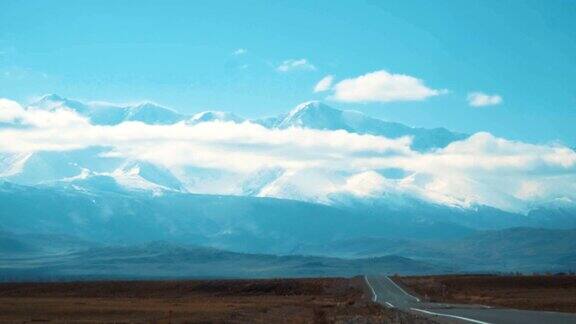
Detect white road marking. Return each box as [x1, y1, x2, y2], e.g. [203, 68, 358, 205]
[410, 308, 493, 324]
[385, 276, 420, 302]
[365, 276, 395, 308]
[364, 275, 378, 302]
[369, 276, 491, 324]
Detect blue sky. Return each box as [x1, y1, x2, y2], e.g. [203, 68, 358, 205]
[1, 0, 575, 145]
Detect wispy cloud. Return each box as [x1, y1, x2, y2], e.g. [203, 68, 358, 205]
[467, 92, 503, 107]
[276, 59, 316, 72]
[232, 48, 247, 56]
[330, 70, 447, 103]
[313, 75, 334, 93]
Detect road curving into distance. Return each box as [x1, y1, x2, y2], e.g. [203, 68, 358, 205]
[365, 275, 576, 324]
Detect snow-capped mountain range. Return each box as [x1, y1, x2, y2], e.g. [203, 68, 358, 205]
[259, 101, 467, 151]
[32, 94, 186, 125]
[1, 95, 465, 196]
[0, 94, 574, 216]
[30, 94, 465, 150]
[2, 94, 576, 269]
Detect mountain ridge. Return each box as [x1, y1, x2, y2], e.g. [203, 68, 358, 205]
[0, 94, 473, 204]
[0, 231, 447, 280]
[1, 95, 574, 234]
[30, 94, 467, 152]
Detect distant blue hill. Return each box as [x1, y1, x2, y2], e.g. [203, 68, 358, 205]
[1, 182, 576, 276]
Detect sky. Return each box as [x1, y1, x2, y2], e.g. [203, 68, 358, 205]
[1, 0, 575, 146]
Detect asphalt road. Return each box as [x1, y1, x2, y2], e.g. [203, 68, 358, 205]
[365, 275, 576, 324]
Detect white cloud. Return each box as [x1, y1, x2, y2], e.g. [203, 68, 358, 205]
[0, 104, 412, 172]
[0, 99, 25, 123]
[232, 48, 247, 56]
[0, 98, 89, 127]
[356, 132, 576, 211]
[313, 75, 334, 93]
[467, 92, 502, 107]
[341, 170, 388, 197]
[331, 70, 447, 103]
[276, 59, 316, 72]
[0, 98, 575, 213]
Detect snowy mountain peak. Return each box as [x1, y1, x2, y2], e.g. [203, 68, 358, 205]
[33, 94, 89, 113]
[124, 102, 184, 125]
[287, 100, 325, 115]
[278, 101, 357, 130]
[188, 111, 245, 124]
[129, 102, 179, 114]
[26, 96, 464, 152]
[275, 101, 467, 151]
[30, 95, 184, 125]
[39, 94, 65, 102]
[284, 101, 334, 119]
[114, 161, 185, 192]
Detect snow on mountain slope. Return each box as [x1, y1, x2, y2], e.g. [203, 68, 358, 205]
[56, 170, 127, 193]
[112, 161, 185, 192]
[32, 94, 251, 126]
[277, 101, 351, 129]
[110, 169, 177, 194]
[252, 115, 284, 128]
[32, 94, 185, 125]
[188, 111, 245, 124]
[0, 145, 183, 194]
[1, 151, 84, 185]
[256, 169, 334, 203]
[123, 103, 184, 124]
[240, 167, 285, 196]
[0, 148, 124, 185]
[0, 152, 32, 178]
[52, 162, 185, 195]
[32, 94, 91, 114]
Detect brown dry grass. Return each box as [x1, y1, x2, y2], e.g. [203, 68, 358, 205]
[0, 277, 434, 323]
[395, 275, 576, 313]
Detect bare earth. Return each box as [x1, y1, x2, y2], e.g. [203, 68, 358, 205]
[396, 274, 576, 313]
[0, 277, 434, 323]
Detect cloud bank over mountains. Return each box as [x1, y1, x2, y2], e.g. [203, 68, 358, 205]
[0, 96, 574, 213]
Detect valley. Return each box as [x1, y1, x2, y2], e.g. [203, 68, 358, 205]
[3, 2, 575, 322]
[1, 181, 576, 278]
